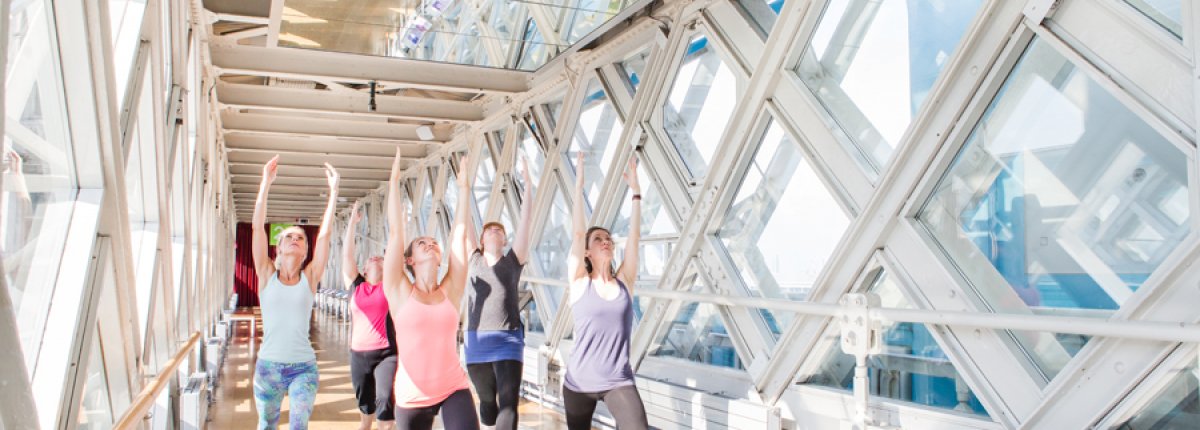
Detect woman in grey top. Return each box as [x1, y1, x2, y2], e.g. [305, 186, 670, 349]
[463, 157, 535, 430]
[563, 153, 648, 430]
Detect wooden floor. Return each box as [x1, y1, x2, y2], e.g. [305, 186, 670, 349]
[210, 309, 572, 429]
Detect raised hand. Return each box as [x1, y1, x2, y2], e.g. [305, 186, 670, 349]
[351, 200, 363, 223]
[623, 157, 640, 195]
[575, 152, 585, 190]
[324, 162, 340, 190]
[456, 154, 471, 189]
[390, 148, 404, 183]
[519, 153, 533, 190]
[262, 154, 280, 185]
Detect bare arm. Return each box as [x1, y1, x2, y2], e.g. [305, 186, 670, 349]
[445, 155, 475, 309]
[617, 157, 640, 291]
[566, 153, 588, 283]
[305, 163, 340, 293]
[511, 155, 535, 264]
[252, 156, 279, 288]
[462, 160, 480, 254]
[383, 149, 412, 305]
[342, 201, 362, 288]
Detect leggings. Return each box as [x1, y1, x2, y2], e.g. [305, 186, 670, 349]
[394, 388, 480, 430]
[254, 360, 319, 430]
[467, 360, 523, 430]
[562, 384, 648, 430]
[351, 348, 398, 421]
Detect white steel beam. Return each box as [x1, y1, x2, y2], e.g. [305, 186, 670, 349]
[209, 44, 530, 94]
[228, 162, 394, 181]
[223, 133, 432, 158]
[226, 148, 399, 171]
[215, 81, 486, 122]
[221, 110, 454, 141]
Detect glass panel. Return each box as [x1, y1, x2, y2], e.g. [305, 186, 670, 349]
[1123, 0, 1182, 39]
[649, 273, 743, 369]
[445, 160, 460, 221]
[565, 78, 624, 207]
[474, 141, 498, 219]
[545, 96, 565, 132]
[617, 48, 651, 94]
[737, 0, 785, 36]
[516, 126, 546, 191]
[77, 328, 115, 429]
[801, 271, 990, 416]
[498, 200, 515, 243]
[917, 38, 1190, 379]
[278, 0, 638, 70]
[420, 170, 434, 233]
[716, 119, 850, 331]
[523, 288, 545, 333]
[1118, 353, 1199, 428]
[798, 0, 984, 172]
[534, 184, 572, 280]
[109, 0, 147, 106]
[662, 34, 742, 178]
[5, 0, 78, 368]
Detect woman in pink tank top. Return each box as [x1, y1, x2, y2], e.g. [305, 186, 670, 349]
[343, 200, 398, 430]
[381, 150, 479, 430]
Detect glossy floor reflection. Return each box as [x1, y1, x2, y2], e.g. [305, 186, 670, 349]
[211, 308, 572, 429]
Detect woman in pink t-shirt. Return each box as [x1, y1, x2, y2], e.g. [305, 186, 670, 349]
[343, 200, 397, 430]
[381, 150, 479, 430]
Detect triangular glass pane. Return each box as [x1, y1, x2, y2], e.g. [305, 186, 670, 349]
[77, 326, 116, 426]
[419, 169, 435, 233]
[649, 270, 744, 369]
[800, 270, 990, 417]
[533, 183, 572, 280]
[715, 118, 851, 334]
[518, 18, 550, 70]
[521, 285, 546, 334]
[1117, 352, 1198, 428]
[617, 48, 651, 95]
[916, 37, 1190, 380]
[564, 78, 624, 207]
[516, 125, 547, 192]
[474, 141, 498, 220]
[1123, 0, 1182, 39]
[662, 33, 744, 178]
[444, 156, 461, 221]
[797, 0, 985, 172]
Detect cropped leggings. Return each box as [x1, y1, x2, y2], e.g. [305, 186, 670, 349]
[562, 384, 648, 430]
[254, 360, 319, 430]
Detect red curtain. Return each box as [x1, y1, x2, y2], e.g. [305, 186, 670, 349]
[233, 223, 320, 307]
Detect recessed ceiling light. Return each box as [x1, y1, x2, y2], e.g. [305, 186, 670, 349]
[416, 125, 434, 141]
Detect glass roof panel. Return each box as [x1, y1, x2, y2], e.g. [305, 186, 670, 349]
[280, 0, 642, 70]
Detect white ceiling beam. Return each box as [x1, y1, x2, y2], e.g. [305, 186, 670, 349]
[221, 110, 454, 141]
[229, 174, 381, 189]
[232, 183, 374, 195]
[215, 81, 486, 122]
[209, 43, 530, 94]
[265, 0, 284, 47]
[229, 162, 395, 181]
[224, 134, 431, 158]
[226, 147, 399, 170]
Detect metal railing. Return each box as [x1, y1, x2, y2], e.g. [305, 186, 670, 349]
[113, 331, 202, 430]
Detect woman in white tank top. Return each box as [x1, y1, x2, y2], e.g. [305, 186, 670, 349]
[250, 155, 340, 430]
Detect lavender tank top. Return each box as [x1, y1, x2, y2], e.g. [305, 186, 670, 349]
[564, 278, 635, 392]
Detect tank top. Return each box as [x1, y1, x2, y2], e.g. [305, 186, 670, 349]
[465, 250, 526, 364]
[393, 290, 470, 407]
[258, 272, 316, 363]
[350, 276, 395, 352]
[564, 278, 635, 392]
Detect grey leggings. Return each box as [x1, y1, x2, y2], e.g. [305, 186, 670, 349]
[562, 384, 648, 430]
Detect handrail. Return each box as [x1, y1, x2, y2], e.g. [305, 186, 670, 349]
[635, 289, 1200, 343]
[113, 331, 202, 430]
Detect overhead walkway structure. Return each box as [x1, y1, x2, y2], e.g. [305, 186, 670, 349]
[4, 0, 1200, 429]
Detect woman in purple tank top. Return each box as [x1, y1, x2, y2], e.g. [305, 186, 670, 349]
[563, 153, 649, 430]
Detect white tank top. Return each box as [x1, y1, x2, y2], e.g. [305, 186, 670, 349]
[258, 272, 316, 363]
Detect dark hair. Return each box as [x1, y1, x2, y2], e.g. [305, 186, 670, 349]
[583, 226, 617, 276]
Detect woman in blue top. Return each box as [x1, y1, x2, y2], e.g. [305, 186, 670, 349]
[563, 153, 648, 430]
[463, 156, 535, 430]
[251, 155, 340, 429]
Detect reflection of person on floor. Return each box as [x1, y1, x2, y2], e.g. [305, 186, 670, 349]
[463, 155, 535, 430]
[251, 155, 340, 430]
[563, 154, 649, 430]
[343, 200, 398, 430]
[382, 149, 480, 430]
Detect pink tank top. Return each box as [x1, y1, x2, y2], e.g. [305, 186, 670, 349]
[350, 281, 392, 352]
[393, 290, 470, 407]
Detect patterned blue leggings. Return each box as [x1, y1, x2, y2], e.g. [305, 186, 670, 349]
[254, 360, 319, 429]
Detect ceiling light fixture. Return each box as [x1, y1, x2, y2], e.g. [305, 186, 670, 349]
[416, 125, 434, 141]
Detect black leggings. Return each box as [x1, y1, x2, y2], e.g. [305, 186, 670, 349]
[350, 348, 397, 421]
[467, 360, 523, 430]
[394, 388, 480, 430]
[562, 384, 648, 430]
